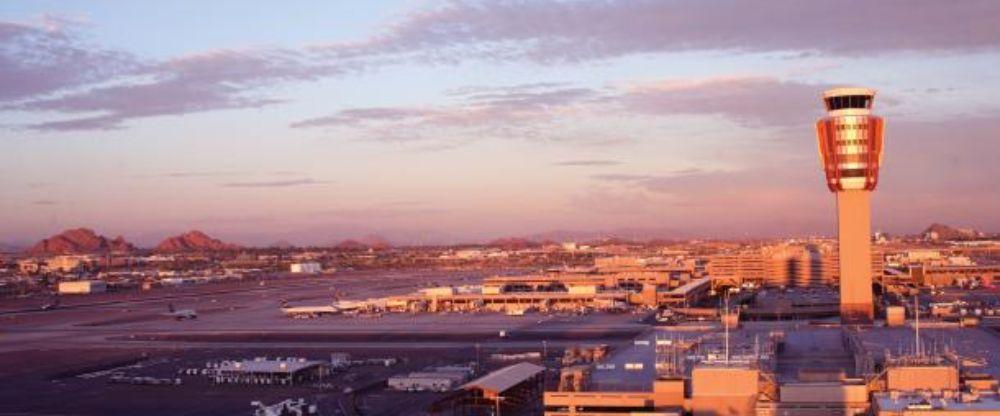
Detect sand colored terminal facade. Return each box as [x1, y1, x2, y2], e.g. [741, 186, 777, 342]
[816, 87, 885, 324]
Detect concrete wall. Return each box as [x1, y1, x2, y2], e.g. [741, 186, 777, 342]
[886, 365, 959, 392]
[691, 367, 760, 416]
[544, 391, 654, 408]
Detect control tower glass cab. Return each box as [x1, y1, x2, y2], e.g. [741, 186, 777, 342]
[815, 87, 885, 325]
[815, 87, 884, 192]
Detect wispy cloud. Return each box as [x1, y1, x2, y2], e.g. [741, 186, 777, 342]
[618, 76, 829, 127]
[22, 48, 332, 131]
[293, 76, 834, 146]
[312, 206, 448, 219]
[134, 171, 247, 179]
[585, 115, 1000, 234]
[220, 178, 331, 188]
[554, 159, 622, 167]
[292, 82, 602, 145]
[0, 16, 142, 103]
[292, 83, 599, 130]
[313, 0, 1000, 63]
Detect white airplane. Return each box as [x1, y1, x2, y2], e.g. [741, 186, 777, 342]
[164, 303, 197, 320]
[40, 296, 61, 311]
[281, 300, 361, 318]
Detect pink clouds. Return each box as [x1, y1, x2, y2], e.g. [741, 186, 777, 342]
[321, 0, 1000, 63]
[553, 159, 621, 167]
[292, 76, 829, 144]
[220, 178, 331, 188]
[0, 17, 141, 102]
[291, 82, 600, 142]
[5, 1, 1000, 132]
[23, 48, 331, 131]
[620, 77, 828, 127]
[586, 116, 1000, 235]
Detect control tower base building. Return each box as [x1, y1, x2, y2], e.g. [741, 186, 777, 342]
[815, 87, 885, 324]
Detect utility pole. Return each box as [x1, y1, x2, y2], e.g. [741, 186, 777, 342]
[724, 293, 730, 364]
[475, 343, 481, 373]
[914, 295, 921, 357]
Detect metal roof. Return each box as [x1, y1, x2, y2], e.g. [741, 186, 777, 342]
[823, 87, 876, 98]
[670, 277, 711, 295]
[461, 362, 545, 394]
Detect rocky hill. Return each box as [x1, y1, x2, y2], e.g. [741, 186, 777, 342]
[27, 228, 134, 256]
[333, 234, 392, 251]
[921, 223, 987, 241]
[358, 234, 392, 250]
[155, 230, 240, 252]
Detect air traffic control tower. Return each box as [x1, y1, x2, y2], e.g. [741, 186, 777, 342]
[815, 87, 885, 324]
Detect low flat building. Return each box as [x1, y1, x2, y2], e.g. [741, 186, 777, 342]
[658, 277, 711, 307]
[58, 280, 107, 294]
[544, 378, 685, 415]
[46, 255, 90, 272]
[461, 362, 546, 415]
[757, 381, 870, 416]
[213, 358, 330, 385]
[911, 264, 999, 287]
[289, 262, 322, 274]
[388, 371, 468, 392]
[873, 391, 1000, 415]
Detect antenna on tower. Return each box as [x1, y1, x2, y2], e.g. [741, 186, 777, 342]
[754, 334, 760, 361]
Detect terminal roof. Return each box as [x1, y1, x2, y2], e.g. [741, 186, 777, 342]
[462, 362, 545, 394]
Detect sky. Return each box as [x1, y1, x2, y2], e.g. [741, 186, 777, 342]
[1, 0, 999, 247]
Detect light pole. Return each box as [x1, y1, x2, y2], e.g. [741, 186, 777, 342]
[475, 343, 481, 373]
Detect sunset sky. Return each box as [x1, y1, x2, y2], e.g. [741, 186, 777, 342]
[2, 0, 999, 246]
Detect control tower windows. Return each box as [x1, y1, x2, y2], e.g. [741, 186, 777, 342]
[825, 95, 873, 111]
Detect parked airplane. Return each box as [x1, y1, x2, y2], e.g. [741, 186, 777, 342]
[281, 300, 361, 318]
[40, 296, 61, 311]
[164, 303, 197, 320]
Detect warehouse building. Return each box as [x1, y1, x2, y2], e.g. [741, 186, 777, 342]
[213, 357, 330, 385]
[389, 364, 475, 392]
[456, 362, 547, 415]
[290, 262, 322, 274]
[57, 280, 107, 294]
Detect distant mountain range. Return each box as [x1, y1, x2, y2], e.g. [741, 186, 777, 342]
[14, 223, 995, 255]
[486, 237, 542, 250]
[524, 227, 690, 244]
